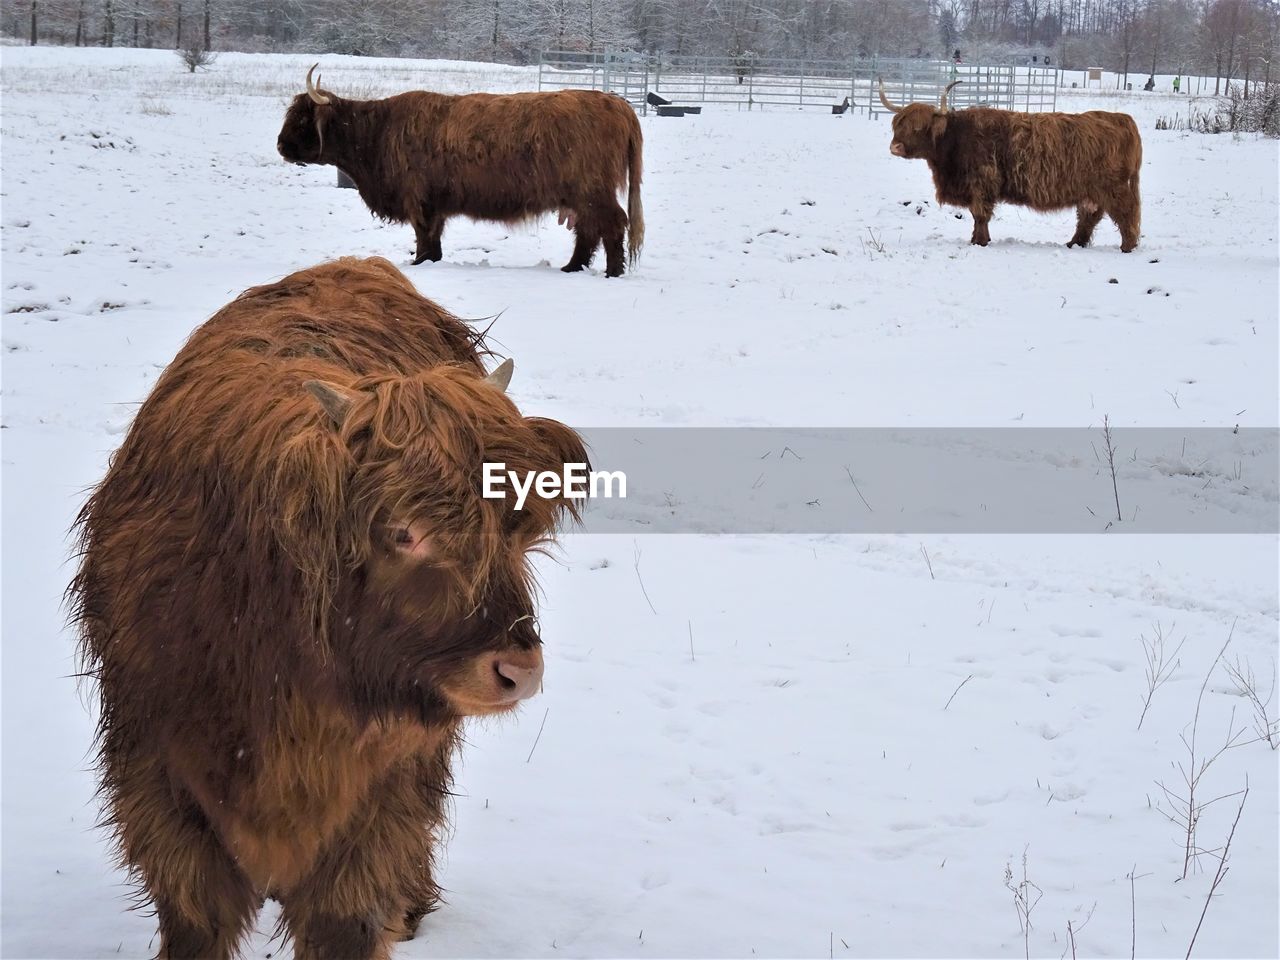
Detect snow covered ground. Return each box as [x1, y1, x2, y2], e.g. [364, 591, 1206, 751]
[2, 48, 1277, 959]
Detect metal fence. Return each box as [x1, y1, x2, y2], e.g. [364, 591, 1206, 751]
[537, 50, 1059, 116]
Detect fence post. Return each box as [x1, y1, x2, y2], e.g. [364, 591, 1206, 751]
[870, 56, 879, 116]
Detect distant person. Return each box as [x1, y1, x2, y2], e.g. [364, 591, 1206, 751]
[953, 49, 962, 64]
[1173, 75, 1181, 93]
[1144, 76, 1155, 91]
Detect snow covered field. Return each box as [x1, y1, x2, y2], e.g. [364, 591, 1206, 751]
[2, 47, 1277, 959]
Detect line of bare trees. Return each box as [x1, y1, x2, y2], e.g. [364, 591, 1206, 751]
[3, 0, 1277, 93]
[6, 0, 219, 50]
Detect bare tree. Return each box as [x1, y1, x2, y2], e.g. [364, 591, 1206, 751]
[178, 32, 216, 69]
[1203, 0, 1244, 93]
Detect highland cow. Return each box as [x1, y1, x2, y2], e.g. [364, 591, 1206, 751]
[879, 80, 1142, 251]
[70, 257, 587, 959]
[277, 66, 644, 277]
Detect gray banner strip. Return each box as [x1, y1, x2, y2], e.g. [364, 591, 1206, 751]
[550, 428, 1280, 534]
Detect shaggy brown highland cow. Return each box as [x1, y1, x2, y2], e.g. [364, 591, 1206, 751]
[879, 79, 1142, 251]
[70, 256, 587, 959]
[277, 65, 644, 277]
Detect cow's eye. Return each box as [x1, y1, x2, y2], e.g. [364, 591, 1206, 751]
[385, 521, 435, 561]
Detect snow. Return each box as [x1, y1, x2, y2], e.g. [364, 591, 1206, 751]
[2, 47, 1277, 959]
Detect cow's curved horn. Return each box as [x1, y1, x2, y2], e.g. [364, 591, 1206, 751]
[483, 358, 514, 393]
[305, 380, 355, 425]
[877, 78, 904, 114]
[306, 63, 330, 105]
[939, 79, 963, 111]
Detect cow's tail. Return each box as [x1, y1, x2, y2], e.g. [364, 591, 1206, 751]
[1129, 127, 1142, 234]
[1129, 163, 1141, 234]
[626, 122, 644, 268]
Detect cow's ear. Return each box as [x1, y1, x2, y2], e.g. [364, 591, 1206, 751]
[931, 112, 949, 140]
[304, 380, 357, 426]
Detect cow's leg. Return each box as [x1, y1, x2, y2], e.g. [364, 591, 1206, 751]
[969, 198, 994, 246]
[111, 757, 258, 959]
[411, 213, 445, 265]
[1107, 188, 1141, 253]
[398, 734, 454, 941]
[1067, 201, 1105, 248]
[562, 224, 599, 273]
[398, 846, 441, 942]
[599, 198, 629, 278]
[282, 762, 441, 959]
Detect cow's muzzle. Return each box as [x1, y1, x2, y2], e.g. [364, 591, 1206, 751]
[890, 142, 906, 157]
[276, 141, 307, 166]
[439, 642, 545, 715]
[492, 648, 544, 704]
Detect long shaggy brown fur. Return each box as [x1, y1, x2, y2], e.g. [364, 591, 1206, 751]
[887, 102, 1142, 251]
[277, 76, 644, 277]
[69, 256, 587, 959]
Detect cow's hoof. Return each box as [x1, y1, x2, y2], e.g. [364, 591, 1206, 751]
[399, 909, 426, 941]
[1120, 244, 1137, 253]
[561, 263, 586, 273]
[970, 239, 989, 247]
[411, 254, 429, 266]
[605, 267, 624, 278]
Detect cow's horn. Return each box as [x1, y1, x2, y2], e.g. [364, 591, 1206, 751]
[304, 380, 355, 425]
[877, 78, 904, 114]
[939, 79, 963, 111]
[483, 358, 514, 393]
[306, 63, 330, 105]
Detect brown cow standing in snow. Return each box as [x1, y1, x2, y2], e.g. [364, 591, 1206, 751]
[70, 257, 587, 959]
[277, 66, 644, 276]
[879, 80, 1142, 251]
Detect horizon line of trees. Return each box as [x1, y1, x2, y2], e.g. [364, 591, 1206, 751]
[4, 0, 1277, 94]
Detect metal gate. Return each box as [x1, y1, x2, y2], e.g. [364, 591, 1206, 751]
[872, 59, 1058, 115]
[539, 49, 1060, 116]
[648, 54, 860, 112]
[538, 50, 649, 110]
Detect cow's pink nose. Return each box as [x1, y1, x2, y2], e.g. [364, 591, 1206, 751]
[890, 142, 905, 156]
[493, 654, 544, 703]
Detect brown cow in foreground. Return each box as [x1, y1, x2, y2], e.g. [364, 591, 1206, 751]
[879, 80, 1142, 251]
[277, 66, 644, 277]
[70, 257, 587, 959]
